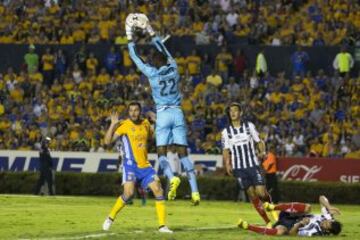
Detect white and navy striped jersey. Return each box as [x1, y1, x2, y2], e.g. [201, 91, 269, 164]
[221, 122, 261, 170]
[298, 207, 333, 237]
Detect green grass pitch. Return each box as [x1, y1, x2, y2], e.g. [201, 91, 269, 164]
[1, 195, 359, 240]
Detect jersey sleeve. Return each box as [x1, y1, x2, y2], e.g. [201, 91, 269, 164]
[151, 36, 177, 66]
[114, 123, 126, 137]
[249, 122, 261, 143]
[298, 229, 311, 237]
[221, 129, 230, 150]
[321, 207, 333, 220]
[128, 42, 157, 77]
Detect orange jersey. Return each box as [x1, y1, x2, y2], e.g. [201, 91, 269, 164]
[262, 152, 277, 174]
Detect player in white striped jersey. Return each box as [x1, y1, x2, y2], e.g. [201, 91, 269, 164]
[222, 102, 277, 226]
[238, 195, 342, 236]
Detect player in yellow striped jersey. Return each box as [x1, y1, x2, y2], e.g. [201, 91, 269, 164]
[102, 102, 172, 233]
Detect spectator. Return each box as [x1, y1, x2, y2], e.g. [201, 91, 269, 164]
[34, 137, 55, 196]
[73, 46, 87, 72]
[186, 50, 201, 76]
[233, 49, 247, 78]
[284, 137, 296, 156]
[226, 76, 240, 100]
[206, 69, 223, 88]
[226, 9, 238, 29]
[24, 44, 39, 73]
[175, 52, 187, 76]
[195, 30, 211, 45]
[86, 52, 99, 74]
[291, 46, 310, 78]
[262, 144, 280, 203]
[333, 46, 354, 78]
[54, 49, 67, 78]
[104, 46, 121, 74]
[215, 47, 233, 82]
[41, 48, 55, 87]
[255, 49, 267, 78]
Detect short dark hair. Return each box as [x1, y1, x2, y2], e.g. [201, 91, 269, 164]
[329, 221, 342, 235]
[152, 50, 168, 68]
[128, 101, 142, 112]
[226, 102, 242, 122]
[226, 102, 242, 114]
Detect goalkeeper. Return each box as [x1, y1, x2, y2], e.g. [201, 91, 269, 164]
[125, 14, 200, 205]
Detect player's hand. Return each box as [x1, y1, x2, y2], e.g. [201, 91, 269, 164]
[257, 151, 267, 161]
[225, 164, 233, 176]
[146, 111, 156, 123]
[133, 13, 149, 30]
[328, 207, 341, 215]
[300, 217, 310, 226]
[110, 112, 120, 125]
[125, 13, 136, 40]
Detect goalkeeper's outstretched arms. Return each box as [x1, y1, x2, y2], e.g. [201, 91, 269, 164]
[126, 13, 156, 77]
[148, 27, 176, 65]
[140, 13, 176, 66]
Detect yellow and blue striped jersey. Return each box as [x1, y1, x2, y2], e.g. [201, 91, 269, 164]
[114, 119, 151, 168]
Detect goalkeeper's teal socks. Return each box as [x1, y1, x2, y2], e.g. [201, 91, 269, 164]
[180, 156, 199, 193]
[159, 155, 174, 179]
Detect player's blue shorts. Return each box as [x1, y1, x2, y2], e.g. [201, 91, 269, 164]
[122, 163, 157, 189]
[233, 166, 265, 190]
[156, 107, 188, 146]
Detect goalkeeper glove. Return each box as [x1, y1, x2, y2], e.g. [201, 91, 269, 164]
[133, 13, 149, 30]
[125, 13, 135, 41]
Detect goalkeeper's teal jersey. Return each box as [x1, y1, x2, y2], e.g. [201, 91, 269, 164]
[128, 36, 182, 110]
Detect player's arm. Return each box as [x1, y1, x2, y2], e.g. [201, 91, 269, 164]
[145, 111, 156, 139]
[223, 149, 232, 176]
[104, 112, 122, 145]
[221, 130, 232, 175]
[125, 13, 156, 77]
[249, 122, 266, 158]
[319, 195, 341, 215]
[127, 42, 156, 77]
[289, 218, 310, 236]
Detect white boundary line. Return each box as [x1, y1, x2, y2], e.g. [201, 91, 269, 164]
[0, 194, 106, 199]
[17, 226, 236, 240]
[18, 233, 117, 240]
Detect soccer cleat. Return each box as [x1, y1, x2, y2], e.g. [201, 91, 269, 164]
[263, 202, 275, 212]
[237, 218, 249, 230]
[266, 221, 274, 228]
[191, 192, 200, 206]
[102, 217, 113, 231]
[263, 202, 279, 222]
[167, 177, 181, 200]
[158, 225, 173, 233]
[269, 209, 279, 222]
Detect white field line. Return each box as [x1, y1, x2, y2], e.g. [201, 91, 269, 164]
[17, 226, 237, 240]
[18, 232, 117, 240]
[0, 194, 105, 199]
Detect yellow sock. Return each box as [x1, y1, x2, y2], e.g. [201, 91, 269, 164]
[155, 200, 166, 226]
[109, 195, 126, 220]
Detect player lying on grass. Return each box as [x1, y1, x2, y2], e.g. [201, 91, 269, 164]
[238, 195, 342, 236]
[102, 102, 172, 233]
[125, 13, 200, 205]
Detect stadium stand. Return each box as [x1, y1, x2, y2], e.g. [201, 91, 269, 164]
[0, 0, 358, 158]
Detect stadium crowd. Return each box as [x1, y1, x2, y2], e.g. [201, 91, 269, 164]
[0, 0, 359, 46]
[0, 42, 359, 158]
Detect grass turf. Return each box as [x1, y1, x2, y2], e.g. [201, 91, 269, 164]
[0, 194, 359, 240]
